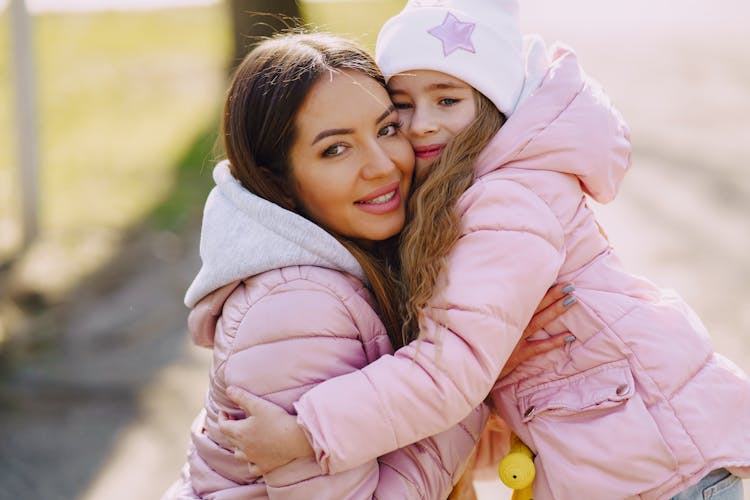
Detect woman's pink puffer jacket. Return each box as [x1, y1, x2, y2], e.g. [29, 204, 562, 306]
[170, 265, 487, 499]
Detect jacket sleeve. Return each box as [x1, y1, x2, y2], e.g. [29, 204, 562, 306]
[294, 178, 566, 474]
[221, 276, 489, 499]
[374, 404, 489, 499]
[265, 403, 490, 500]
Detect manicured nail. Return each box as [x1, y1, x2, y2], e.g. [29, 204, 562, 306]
[563, 296, 577, 307]
[562, 284, 575, 294]
[564, 335, 576, 343]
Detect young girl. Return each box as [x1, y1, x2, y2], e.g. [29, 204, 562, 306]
[165, 30, 572, 499]
[219, 1, 750, 499]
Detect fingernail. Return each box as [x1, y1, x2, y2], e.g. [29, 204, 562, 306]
[563, 296, 577, 307]
[564, 335, 576, 343]
[562, 284, 575, 294]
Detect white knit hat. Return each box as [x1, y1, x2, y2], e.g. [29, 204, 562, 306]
[376, 0, 524, 116]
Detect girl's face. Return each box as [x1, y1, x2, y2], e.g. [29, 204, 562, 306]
[289, 69, 414, 245]
[388, 70, 476, 178]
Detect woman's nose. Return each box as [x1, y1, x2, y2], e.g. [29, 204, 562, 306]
[361, 143, 396, 179]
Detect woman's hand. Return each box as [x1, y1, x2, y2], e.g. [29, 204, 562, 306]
[219, 387, 314, 475]
[499, 283, 577, 379]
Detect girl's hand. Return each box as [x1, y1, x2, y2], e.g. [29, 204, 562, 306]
[218, 387, 314, 475]
[499, 283, 577, 379]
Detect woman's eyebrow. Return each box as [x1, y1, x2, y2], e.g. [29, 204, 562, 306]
[375, 105, 396, 124]
[311, 105, 396, 145]
[312, 128, 353, 145]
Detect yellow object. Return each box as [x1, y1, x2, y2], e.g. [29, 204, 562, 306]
[498, 433, 535, 500]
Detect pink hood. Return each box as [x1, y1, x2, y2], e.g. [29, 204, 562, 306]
[477, 41, 631, 204]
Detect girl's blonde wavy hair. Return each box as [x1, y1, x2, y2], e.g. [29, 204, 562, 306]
[399, 90, 506, 344]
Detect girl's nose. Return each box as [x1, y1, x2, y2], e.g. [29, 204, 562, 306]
[409, 107, 437, 136]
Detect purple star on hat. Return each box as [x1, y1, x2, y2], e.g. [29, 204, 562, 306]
[428, 12, 476, 57]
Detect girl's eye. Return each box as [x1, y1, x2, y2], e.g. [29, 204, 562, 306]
[439, 98, 459, 106]
[323, 144, 346, 157]
[378, 121, 402, 137]
[393, 102, 412, 110]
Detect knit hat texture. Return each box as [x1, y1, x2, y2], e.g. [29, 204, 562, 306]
[376, 0, 524, 116]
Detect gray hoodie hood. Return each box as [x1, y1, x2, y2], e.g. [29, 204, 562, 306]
[184, 161, 366, 307]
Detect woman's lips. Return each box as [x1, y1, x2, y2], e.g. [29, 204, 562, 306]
[355, 183, 401, 215]
[414, 144, 445, 160]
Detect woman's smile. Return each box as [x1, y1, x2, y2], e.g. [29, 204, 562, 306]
[355, 183, 402, 214]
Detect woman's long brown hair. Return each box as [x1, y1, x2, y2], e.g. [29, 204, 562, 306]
[222, 31, 405, 347]
[399, 91, 505, 343]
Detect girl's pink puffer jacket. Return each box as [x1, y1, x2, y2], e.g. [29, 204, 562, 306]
[289, 41, 750, 499]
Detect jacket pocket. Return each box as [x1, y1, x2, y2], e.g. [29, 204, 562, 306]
[517, 359, 678, 500]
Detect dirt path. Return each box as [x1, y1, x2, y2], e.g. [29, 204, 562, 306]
[0, 224, 210, 499]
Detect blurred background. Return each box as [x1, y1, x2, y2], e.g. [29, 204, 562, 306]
[0, 0, 747, 499]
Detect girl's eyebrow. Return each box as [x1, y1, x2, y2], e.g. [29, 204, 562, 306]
[426, 82, 464, 90]
[311, 105, 396, 145]
[389, 82, 465, 95]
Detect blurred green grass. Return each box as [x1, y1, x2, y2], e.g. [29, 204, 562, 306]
[300, 0, 402, 51]
[0, 5, 232, 299]
[1, 5, 231, 236]
[0, 1, 404, 306]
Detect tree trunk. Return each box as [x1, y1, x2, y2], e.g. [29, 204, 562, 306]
[229, 0, 302, 69]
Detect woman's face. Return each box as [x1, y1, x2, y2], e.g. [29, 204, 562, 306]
[388, 70, 476, 179]
[289, 69, 414, 244]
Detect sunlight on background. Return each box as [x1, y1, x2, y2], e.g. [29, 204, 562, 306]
[0, 0, 403, 311]
[1, 3, 231, 333]
[0, 0, 218, 12]
[300, 0, 402, 49]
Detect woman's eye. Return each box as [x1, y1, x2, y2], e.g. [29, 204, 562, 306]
[378, 122, 402, 137]
[323, 144, 346, 157]
[393, 102, 412, 110]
